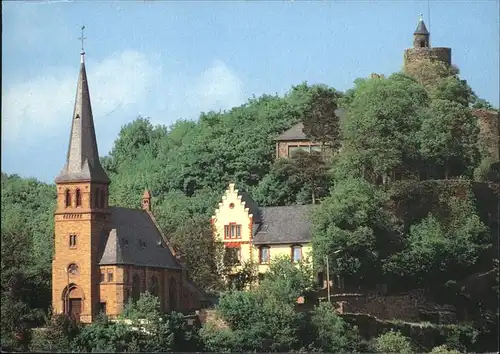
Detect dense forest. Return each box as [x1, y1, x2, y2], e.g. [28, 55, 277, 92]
[1, 57, 498, 352]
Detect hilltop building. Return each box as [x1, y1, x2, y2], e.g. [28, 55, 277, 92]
[211, 183, 315, 282]
[402, 16, 498, 174]
[52, 49, 204, 323]
[403, 15, 452, 70]
[274, 108, 346, 159]
[275, 123, 324, 159]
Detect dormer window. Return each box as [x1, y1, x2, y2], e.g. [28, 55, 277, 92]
[65, 189, 72, 208]
[137, 239, 147, 249]
[75, 189, 82, 207]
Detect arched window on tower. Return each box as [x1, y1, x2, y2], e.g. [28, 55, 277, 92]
[149, 276, 159, 297]
[65, 189, 72, 208]
[69, 234, 77, 248]
[67, 263, 79, 275]
[132, 274, 141, 302]
[75, 189, 82, 207]
[419, 40, 426, 48]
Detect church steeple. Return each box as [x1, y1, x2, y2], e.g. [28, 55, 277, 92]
[413, 14, 430, 48]
[55, 29, 110, 184]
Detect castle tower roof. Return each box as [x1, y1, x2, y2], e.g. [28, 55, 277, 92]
[414, 14, 429, 35]
[55, 46, 110, 184]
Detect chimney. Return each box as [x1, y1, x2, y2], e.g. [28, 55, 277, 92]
[142, 189, 151, 211]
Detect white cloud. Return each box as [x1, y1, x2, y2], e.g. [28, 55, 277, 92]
[1, 53, 245, 157]
[2, 50, 158, 147]
[192, 60, 245, 114]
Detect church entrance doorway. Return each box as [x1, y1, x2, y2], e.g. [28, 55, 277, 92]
[69, 299, 82, 321]
[63, 284, 84, 322]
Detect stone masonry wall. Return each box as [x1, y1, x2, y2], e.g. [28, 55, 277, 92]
[404, 47, 452, 68]
[332, 291, 427, 322]
[474, 109, 499, 161]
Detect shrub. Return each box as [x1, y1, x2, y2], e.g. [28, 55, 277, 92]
[374, 330, 413, 354]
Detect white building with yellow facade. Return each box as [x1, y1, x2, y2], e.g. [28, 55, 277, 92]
[211, 183, 315, 281]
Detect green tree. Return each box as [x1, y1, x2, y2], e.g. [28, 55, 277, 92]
[1, 188, 52, 351]
[312, 178, 397, 287]
[109, 116, 166, 169]
[252, 158, 303, 206]
[310, 301, 362, 352]
[292, 83, 343, 149]
[120, 292, 199, 352]
[199, 322, 238, 352]
[290, 150, 330, 204]
[430, 344, 461, 354]
[214, 290, 306, 352]
[72, 315, 135, 353]
[373, 330, 413, 354]
[169, 216, 224, 293]
[257, 256, 316, 304]
[472, 98, 497, 110]
[418, 99, 480, 178]
[404, 58, 459, 89]
[204, 257, 363, 352]
[253, 150, 330, 206]
[384, 197, 490, 287]
[341, 73, 429, 184]
[430, 76, 475, 107]
[28, 314, 80, 353]
[212, 257, 318, 352]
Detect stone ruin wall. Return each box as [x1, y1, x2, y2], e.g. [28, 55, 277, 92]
[473, 109, 499, 161]
[404, 47, 452, 69]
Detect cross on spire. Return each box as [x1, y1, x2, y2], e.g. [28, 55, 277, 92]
[78, 25, 86, 61]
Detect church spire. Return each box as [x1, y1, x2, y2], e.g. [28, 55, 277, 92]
[55, 27, 110, 184]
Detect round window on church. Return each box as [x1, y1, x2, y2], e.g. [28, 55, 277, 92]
[67, 263, 79, 275]
[229, 203, 235, 209]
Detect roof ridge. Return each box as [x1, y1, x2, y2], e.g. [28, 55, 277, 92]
[144, 210, 184, 265]
[261, 204, 316, 209]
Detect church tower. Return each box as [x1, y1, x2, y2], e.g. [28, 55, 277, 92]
[403, 14, 452, 71]
[52, 37, 111, 323]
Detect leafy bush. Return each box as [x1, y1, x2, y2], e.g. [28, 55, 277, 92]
[373, 330, 413, 354]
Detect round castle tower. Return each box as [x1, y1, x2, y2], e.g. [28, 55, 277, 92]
[404, 15, 452, 70]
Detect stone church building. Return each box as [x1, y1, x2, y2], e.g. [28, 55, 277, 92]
[51, 49, 204, 323]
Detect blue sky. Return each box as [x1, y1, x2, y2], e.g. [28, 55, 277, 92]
[2, 0, 499, 184]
